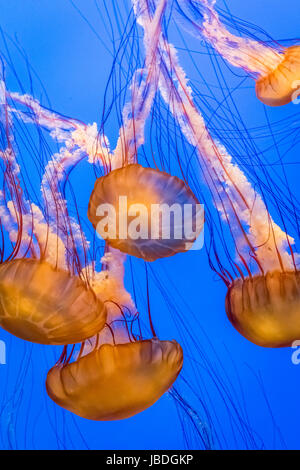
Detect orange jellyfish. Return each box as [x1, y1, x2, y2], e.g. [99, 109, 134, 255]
[255, 46, 300, 107]
[225, 271, 300, 348]
[177, 0, 300, 106]
[46, 238, 183, 420]
[88, 164, 203, 262]
[46, 338, 183, 420]
[0, 258, 107, 345]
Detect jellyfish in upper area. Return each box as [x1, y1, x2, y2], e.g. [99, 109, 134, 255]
[255, 46, 300, 107]
[175, 0, 300, 106]
[86, 0, 203, 262]
[88, 163, 203, 262]
[135, 0, 300, 347]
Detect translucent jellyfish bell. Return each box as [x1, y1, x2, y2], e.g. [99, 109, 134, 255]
[225, 271, 300, 347]
[88, 164, 203, 262]
[46, 338, 183, 420]
[0, 258, 107, 345]
[256, 46, 300, 106]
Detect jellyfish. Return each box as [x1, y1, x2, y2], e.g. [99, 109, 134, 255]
[88, 163, 203, 261]
[135, 0, 300, 347]
[175, 0, 300, 106]
[45, 234, 183, 421]
[84, 0, 203, 262]
[226, 271, 300, 348]
[255, 46, 300, 107]
[46, 338, 183, 420]
[88, 0, 203, 261]
[0, 258, 107, 345]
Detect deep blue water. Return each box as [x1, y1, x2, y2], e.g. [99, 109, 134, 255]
[0, 0, 300, 450]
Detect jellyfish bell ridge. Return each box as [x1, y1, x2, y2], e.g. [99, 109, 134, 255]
[88, 164, 203, 262]
[46, 338, 183, 420]
[225, 270, 300, 348]
[255, 46, 300, 106]
[0, 258, 107, 345]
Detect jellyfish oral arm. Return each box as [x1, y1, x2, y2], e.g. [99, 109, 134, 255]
[160, 44, 296, 270]
[97, 0, 168, 307]
[6, 201, 67, 268]
[6, 93, 104, 257]
[113, 0, 167, 168]
[134, 0, 298, 273]
[84, 247, 136, 322]
[201, 0, 283, 76]
[9, 94, 111, 165]
[1, 80, 63, 263]
[178, 0, 284, 78]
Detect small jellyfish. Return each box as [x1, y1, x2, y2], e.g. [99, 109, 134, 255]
[46, 338, 183, 420]
[225, 271, 300, 348]
[177, 0, 300, 106]
[88, 164, 203, 262]
[0, 258, 107, 345]
[255, 46, 300, 107]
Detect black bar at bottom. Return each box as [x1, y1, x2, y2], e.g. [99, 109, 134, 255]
[0, 449, 296, 463]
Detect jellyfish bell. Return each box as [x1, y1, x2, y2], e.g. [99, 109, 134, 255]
[88, 164, 203, 262]
[46, 338, 183, 421]
[0, 258, 107, 345]
[255, 46, 300, 107]
[225, 270, 300, 348]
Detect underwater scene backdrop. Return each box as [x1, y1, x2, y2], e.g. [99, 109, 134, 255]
[0, 0, 300, 450]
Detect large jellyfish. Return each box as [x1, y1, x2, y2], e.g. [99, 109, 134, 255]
[134, 0, 300, 347]
[88, 163, 203, 261]
[176, 0, 300, 106]
[86, 0, 203, 262]
[0, 258, 106, 345]
[46, 337, 183, 420]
